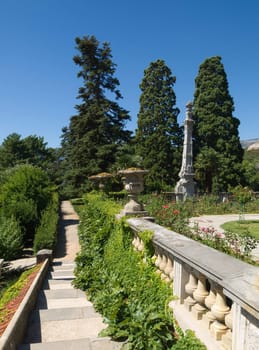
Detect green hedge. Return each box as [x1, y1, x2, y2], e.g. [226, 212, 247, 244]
[74, 193, 206, 350]
[33, 192, 59, 253]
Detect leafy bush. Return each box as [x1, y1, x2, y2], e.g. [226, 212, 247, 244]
[0, 164, 53, 242]
[0, 216, 23, 260]
[172, 330, 206, 350]
[33, 192, 59, 253]
[74, 193, 205, 349]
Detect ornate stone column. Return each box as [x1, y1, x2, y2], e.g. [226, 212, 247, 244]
[175, 102, 195, 201]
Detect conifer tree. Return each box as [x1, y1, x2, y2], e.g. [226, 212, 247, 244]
[193, 56, 244, 193]
[61, 36, 131, 196]
[135, 59, 183, 191]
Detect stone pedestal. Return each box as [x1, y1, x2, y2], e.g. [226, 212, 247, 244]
[36, 249, 53, 264]
[118, 168, 148, 217]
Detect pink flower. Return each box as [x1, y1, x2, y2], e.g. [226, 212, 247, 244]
[163, 205, 169, 209]
[173, 209, 180, 215]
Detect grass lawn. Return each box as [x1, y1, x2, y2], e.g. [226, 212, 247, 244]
[221, 220, 259, 240]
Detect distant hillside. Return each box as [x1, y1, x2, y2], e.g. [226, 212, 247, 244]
[241, 138, 259, 149]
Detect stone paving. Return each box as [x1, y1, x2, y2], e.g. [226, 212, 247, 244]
[18, 201, 122, 350]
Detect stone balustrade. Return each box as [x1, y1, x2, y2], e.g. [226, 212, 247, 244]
[127, 217, 259, 350]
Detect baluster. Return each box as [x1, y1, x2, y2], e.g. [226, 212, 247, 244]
[210, 286, 230, 340]
[204, 280, 217, 329]
[154, 248, 162, 275]
[159, 253, 168, 280]
[132, 235, 138, 250]
[221, 302, 233, 350]
[192, 272, 209, 320]
[138, 238, 144, 251]
[224, 302, 233, 331]
[184, 270, 198, 311]
[134, 235, 143, 251]
[134, 235, 139, 250]
[164, 255, 174, 282]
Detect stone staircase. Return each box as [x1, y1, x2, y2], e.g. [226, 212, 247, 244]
[18, 260, 122, 350]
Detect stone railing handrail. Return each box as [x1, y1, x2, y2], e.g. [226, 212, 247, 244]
[127, 217, 259, 350]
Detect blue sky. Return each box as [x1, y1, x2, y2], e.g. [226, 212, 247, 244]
[0, 0, 259, 148]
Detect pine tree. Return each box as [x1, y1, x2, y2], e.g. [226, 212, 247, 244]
[193, 56, 244, 193]
[61, 35, 131, 196]
[135, 59, 183, 191]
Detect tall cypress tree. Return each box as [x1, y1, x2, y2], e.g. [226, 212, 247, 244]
[193, 56, 244, 193]
[61, 35, 131, 196]
[135, 59, 183, 191]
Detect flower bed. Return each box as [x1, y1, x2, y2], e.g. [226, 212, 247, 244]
[0, 264, 41, 336]
[142, 194, 259, 263]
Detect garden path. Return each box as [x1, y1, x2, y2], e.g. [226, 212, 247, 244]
[18, 200, 122, 350]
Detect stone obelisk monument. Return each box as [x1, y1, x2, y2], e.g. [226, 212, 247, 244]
[175, 101, 195, 201]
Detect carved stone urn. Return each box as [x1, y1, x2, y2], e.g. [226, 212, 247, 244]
[118, 168, 148, 216]
[89, 172, 113, 191]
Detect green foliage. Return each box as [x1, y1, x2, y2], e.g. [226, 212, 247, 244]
[135, 59, 183, 191]
[0, 215, 23, 260]
[0, 164, 53, 242]
[171, 330, 206, 350]
[222, 220, 259, 240]
[138, 230, 154, 257]
[33, 192, 59, 253]
[242, 148, 259, 191]
[142, 193, 258, 263]
[0, 270, 20, 299]
[193, 56, 244, 193]
[0, 265, 39, 323]
[0, 133, 56, 172]
[60, 35, 131, 197]
[142, 195, 191, 234]
[229, 185, 252, 205]
[74, 193, 178, 349]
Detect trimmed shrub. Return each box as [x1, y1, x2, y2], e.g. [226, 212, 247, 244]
[0, 216, 23, 260]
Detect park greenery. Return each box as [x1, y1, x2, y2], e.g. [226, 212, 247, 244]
[0, 164, 59, 260]
[0, 265, 41, 330]
[73, 193, 206, 350]
[0, 35, 258, 200]
[0, 33, 258, 348]
[193, 56, 244, 193]
[135, 59, 183, 191]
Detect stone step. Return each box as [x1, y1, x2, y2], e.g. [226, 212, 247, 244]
[40, 288, 86, 299]
[49, 270, 75, 280]
[29, 306, 100, 323]
[51, 265, 75, 272]
[43, 278, 74, 290]
[18, 337, 123, 350]
[52, 261, 75, 267]
[18, 338, 91, 350]
[37, 295, 91, 309]
[24, 317, 106, 343]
